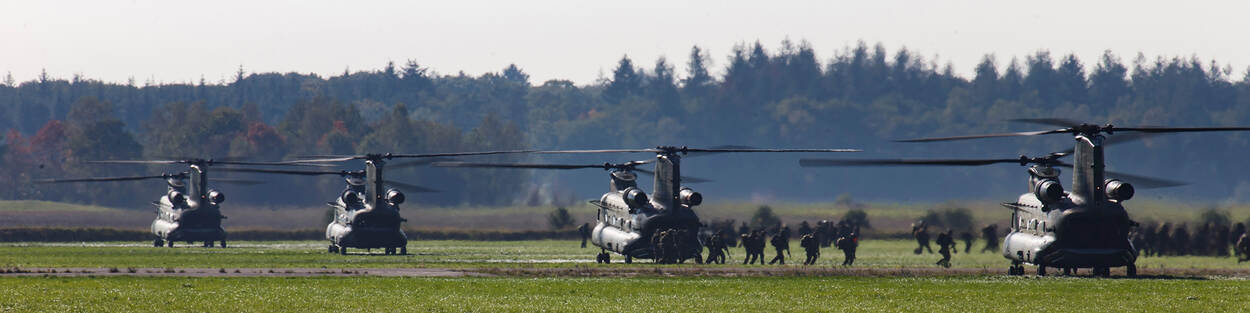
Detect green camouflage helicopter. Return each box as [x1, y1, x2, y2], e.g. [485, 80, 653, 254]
[37, 158, 301, 248]
[801, 119, 1250, 277]
[436, 146, 859, 264]
[221, 150, 534, 255]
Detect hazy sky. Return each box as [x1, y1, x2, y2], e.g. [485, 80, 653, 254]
[3, 0, 1248, 86]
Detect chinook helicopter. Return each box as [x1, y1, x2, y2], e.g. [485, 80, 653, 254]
[436, 146, 859, 264]
[36, 158, 297, 248]
[220, 151, 533, 255]
[800, 119, 1250, 277]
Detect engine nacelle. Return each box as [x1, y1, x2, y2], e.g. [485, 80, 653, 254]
[208, 190, 225, 204]
[1033, 179, 1064, 204]
[386, 189, 406, 205]
[1105, 179, 1134, 201]
[342, 191, 361, 204]
[679, 187, 702, 206]
[168, 191, 186, 205]
[623, 187, 648, 208]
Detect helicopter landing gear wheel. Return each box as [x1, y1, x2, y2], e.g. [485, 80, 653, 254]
[1007, 262, 1024, 276]
[202, 241, 211, 248]
[339, 246, 348, 255]
[167, 240, 174, 248]
[400, 246, 407, 255]
[624, 255, 632, 264]
[220, 240, 227, 248]
[1126, 264, 1137, 278]
[328, 245, 338, 253]
[385, 247, 395, 255]
[154, 239, 163, 247]
[1037, 265, 1046, 276]
[1063, 267, 1072, 276]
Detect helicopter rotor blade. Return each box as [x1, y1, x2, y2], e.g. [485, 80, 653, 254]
[283, 156, 365, 163]
[1113, 126, 1250, 133]
[388, 158, 456, 170]
[799, 158, 1025, 167]
[1054, 132, 1162, 157]
[632, 167, 713, 183]
[684, 147, 861, 153]
[212, 160, 338, 167]
[87, 160, 181, 165]
[388, 150, 538, 158]
[895, 129, 1070, 143]
[215, 168, 353, 176]
[35, 174, 176, 184]
[1051, 162, 1186, 189]
[382, 180, 439, 193]
[531, 149, 663, 154]
[432, 162, 609, 170]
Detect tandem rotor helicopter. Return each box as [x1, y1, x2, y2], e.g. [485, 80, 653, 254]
[219, 151, 535, 255]
[800, 118, 1250, 277]
[436, 146, 859, 264]
[36, 158, 303, 248]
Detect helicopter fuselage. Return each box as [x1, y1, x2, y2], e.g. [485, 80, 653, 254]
[326, 193, 408, 249]
[151, 193, 226, 244]
[589, 191, 702, 260]
[1002, 192, 1136, 269]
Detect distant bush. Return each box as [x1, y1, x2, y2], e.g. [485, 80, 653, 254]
[547, 207, 574, 230]
[1198, 208, 1231, 226]
[750, 206, 781, 231]
[841, 208, 871, 229]
[920, 207, 975, 231]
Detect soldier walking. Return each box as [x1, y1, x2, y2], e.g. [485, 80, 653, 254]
[652, 229, 667, 264]
[706, 231, 729, 264]
[741, 232, 754, 264]
[980, 224, 999, 253]
[577, 223, 590, 248]
[768, 230, 791, 265]
[836, 230, 859, 266]
[959, 231, 974, 253]
[935, 229, 955, 268]
[748, 230, 767, 265]
[800, 233, 820, 265]
[1238, 233, 1250, 263]
[661, 230, 679, 264]
[1234, 223, 1247, 258]
[913, 221, 933, 254]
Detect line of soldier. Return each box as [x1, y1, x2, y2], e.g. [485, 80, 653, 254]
[911, 221, 1002, 268]
[1131, 221, 1250, 259]
[576, 220, 866, 266]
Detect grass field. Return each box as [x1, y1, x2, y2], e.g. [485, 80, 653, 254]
[3, 239, 1250, 312]
[1, 276, 1248, 312]
[1, 239, 1246, 271]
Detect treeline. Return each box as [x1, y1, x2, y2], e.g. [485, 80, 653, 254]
[4, 40, 1250, 207]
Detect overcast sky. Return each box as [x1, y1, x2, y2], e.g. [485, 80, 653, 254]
[3, 0, 1248, 86]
